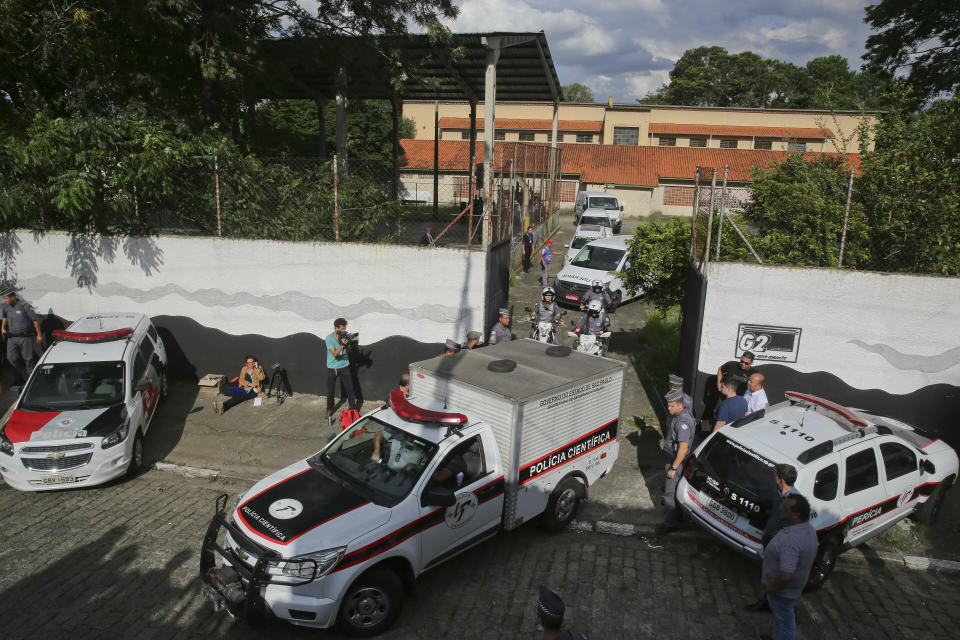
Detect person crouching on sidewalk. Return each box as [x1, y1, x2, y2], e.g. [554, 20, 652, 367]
[214, 355, 265, 415]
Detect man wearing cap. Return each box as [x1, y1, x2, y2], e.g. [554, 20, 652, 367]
[657, 388, 696, 535]
[540, 239, 554, 287]
[464, 331, 482, 349]
[668, 373, 693, 415]
[536, 586, 587, 639]
[442, 338, 461, 356]
[0, 285, 43, 384]
[489, 308, 513, 345]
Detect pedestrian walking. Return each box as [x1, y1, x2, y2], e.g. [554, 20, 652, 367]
[759, 494, 818, 640]
[535, 586, 587, 639]
[656, 388, 695, 535]
[522, 226, 535, 272]
[540, 239, 554, 287]
[0, 283, 43, 385]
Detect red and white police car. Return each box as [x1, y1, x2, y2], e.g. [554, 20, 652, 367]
[678, 392, 958, 589]
[0, 312, 167, 491]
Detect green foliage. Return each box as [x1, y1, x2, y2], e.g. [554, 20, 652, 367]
[561, 83, 595, 103]
[741, 153, 870, 268]
[640, 46, 893, 110]
[634, 306, 682, 386]
[856, 93, 960, 275]
[622, 217, 692, 312]
[864, 0, 960, 103]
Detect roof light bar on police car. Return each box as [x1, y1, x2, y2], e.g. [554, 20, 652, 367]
[784, 391, 868, 430]
[388, 390, 468, 426]
[51, 328, 134, 343]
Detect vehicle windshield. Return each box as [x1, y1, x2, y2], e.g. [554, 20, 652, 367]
[312, 415, 438, 507]
[695, 433, 778, 508]
[20, 361, 125, 411]
[571, 245, 625, 271]
[571, 237, 591, 250]
[579, 215, 611, 227]
[587, 197, 619, 210]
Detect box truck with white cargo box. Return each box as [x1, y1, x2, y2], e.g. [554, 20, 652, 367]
[200, 339, 625, 636]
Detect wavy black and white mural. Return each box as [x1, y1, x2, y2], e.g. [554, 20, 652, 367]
[4, 232, 491, 401]
[690, 262, 960, 447]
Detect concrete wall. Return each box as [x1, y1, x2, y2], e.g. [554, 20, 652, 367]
[693, 262, 960, 444]
[4, 232, 490, 398]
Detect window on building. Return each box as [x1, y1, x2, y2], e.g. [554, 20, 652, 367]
[787, 141, 807, 152]
[518, 132, 535, 142]
[844, 448, 879, 495]
[658, 137, 676, 147]
[460, 131, 470, 140]
[689, 138, 707, 148]
[547, 133, 563, 143]
[613, 127, 640, 146]
[575, 134, 593, 143]
[719, 139, 738, 149]
[880, 442, 917, 481]
[494, 131, 505, 141]
[754, 139, 772, 150]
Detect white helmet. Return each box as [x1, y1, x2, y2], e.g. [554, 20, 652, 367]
[587, 300, 603, 314]
[591, 280, 603, 290]
[542, 286, 555, 300]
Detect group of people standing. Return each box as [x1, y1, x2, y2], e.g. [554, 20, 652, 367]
[714, 350, 769, 430]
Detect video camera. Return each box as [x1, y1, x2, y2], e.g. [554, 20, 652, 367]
[338, 330, 359, 343]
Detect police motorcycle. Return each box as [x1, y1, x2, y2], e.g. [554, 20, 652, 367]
[568, 300, 611, 357]
[525, 287, 566, 344]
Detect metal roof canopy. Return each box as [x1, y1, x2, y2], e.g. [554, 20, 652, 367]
[249, 32, 563, 102]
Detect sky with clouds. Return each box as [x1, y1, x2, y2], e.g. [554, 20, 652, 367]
[440, 0, 878, 102]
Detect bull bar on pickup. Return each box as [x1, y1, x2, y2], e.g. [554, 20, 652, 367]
[199, 493, 318, 627]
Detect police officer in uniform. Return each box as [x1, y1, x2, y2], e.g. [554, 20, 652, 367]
[0, 284, 43, 385]
[528, 287, 562, 344]
[573, 300, 610, 336]
[657, 388, 696, 535]
[668, 373, 694, 415]
[489, 308, 513, 345]
[536, 586, 587, 639]
[579, 280, 612, 312]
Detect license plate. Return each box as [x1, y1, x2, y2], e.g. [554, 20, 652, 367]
[707, 498, 738, 524]
[41, 474, 76, 485]
[564, 294, 578, 301]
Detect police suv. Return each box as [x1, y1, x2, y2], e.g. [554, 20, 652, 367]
[677, 392, 958, 589]
[564, 215, 614, 267]
[0, 313, 167, 491]
[554, 235, 635, 308]
[200, 340, 624, 636]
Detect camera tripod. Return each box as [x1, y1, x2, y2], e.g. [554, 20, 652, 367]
[266, 364, 293, 405]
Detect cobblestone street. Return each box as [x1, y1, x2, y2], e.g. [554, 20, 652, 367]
[2, 470, 958, 639]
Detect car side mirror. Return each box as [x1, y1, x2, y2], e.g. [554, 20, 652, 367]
[919, 458, 936, 475]
[423, 486, 456, 508]
[135, 379, 151, 392]
[564, 244, 569, 248]
[620, 205, 624, 211]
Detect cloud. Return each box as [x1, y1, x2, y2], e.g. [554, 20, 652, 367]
[444, 0, 874, 102]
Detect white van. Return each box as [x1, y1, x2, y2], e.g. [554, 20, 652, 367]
[553, 236, 637, 307]
[574, 191, 623, 232]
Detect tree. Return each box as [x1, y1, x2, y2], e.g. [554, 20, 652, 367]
[621, 218, 692, 313]
[741, 153, 871, 268]
[864, 0, 960, 102]
[562, 83, 595, 103]
[856, 92, 960, 275]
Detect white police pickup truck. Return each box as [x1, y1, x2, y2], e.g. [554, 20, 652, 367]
[677, 391, 958, 590]
[0, 312, 167, 490]
[200, 340, 625, 635]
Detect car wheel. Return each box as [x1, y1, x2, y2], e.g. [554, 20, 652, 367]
[540, 476, 583, 532]
[127, 431, 144, 477]
[337, 566, 404, 637]
[912, 479, 952, 525]
[804, 538, 839, 592]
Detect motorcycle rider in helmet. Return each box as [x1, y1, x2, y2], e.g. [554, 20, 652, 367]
[529, 286, 562, 344]
[574, 299, 611, 336]
[580, 280, 613, 312]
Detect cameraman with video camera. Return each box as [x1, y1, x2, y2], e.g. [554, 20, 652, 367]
[326, 317, 359, 419]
